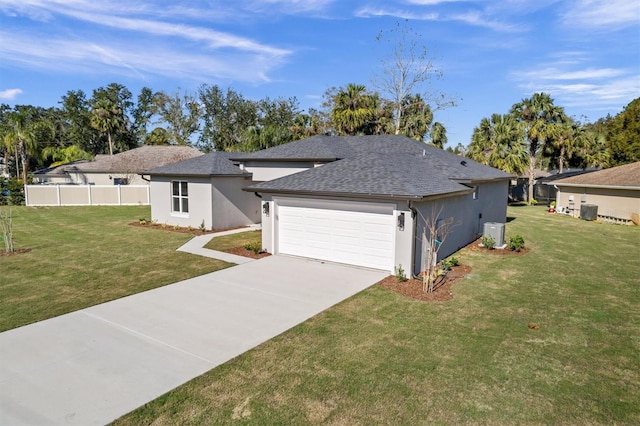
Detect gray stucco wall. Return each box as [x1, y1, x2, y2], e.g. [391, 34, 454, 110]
[150, 176, 260, 230]
[210, 176, 261, 229]
[412, 179, 508, 275]
[242, 161, 316, 182]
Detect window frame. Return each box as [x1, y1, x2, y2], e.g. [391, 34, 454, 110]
[171, 180, 189, 215]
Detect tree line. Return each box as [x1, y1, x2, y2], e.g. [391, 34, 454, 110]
[466, 93, 639, 202]
[0, 81, 453, 181]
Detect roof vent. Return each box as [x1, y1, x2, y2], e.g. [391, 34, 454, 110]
[460, 160, 467, 166]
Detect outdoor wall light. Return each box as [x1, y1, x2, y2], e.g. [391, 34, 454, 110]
[263, 202, 270, 216]
[397, 212, 405, 231]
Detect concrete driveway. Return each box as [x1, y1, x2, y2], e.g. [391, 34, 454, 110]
[0, 255, 387, 425]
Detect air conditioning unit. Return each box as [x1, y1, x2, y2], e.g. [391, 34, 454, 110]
[580, 204, 598, 221]
[483, 222, 506, 248]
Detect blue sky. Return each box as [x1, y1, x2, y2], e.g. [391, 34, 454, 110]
[1, 0, 638, 147]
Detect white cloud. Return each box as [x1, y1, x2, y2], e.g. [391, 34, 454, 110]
[562, 0, 640, 29]
[0, 88, 23, 100]
[0, 31, 286, 83]
[511, 57, 640, 111]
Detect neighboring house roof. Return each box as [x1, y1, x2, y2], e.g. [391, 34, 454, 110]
[244, 135, 511, 200]
[552, 162, 640, 189]
[34, 146, 203, 177]
[146, 152, 249, 177]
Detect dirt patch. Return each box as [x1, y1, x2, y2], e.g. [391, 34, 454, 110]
[376, 264, 472, 302]
[129, 222, 248, 236]
[466, 238, 530, 255]
[0, 248, 32, 257]
[225, 246, 271, 259]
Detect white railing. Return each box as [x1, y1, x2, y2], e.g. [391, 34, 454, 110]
[25, 184, 150, 206]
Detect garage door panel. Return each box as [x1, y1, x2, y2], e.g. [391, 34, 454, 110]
[277, 201, 395, 271]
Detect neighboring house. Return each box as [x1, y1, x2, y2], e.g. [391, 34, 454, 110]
[33, 146, 203, 185]
[148, 135, 512, 274]
[550, 162, 640, 224]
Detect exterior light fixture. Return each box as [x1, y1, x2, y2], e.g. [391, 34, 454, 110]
[397, 212, 405, 230]
[263, 202, 270, 216]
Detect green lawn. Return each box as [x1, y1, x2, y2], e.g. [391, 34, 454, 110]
[113, 206, 640, 425]
[0, 206, 230, 332]
[204, 230, 262, 251]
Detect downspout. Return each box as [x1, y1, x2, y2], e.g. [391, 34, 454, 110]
[254, 192, 262, 199]
[409, 201, 421, 279]
[139, 173, 150, 183]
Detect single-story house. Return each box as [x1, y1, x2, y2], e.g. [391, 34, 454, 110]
[147, 135, 512, 275]
[33, 145, 203, 185]
[549, 161, 640, 224]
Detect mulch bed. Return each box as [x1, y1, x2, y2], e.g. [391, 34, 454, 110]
[466, 238, 530, 255]
[377, 264, 472, 302]
[129, 222, 248, 236]
[0, 248, 32, 257]
[225, 246, 271, 259]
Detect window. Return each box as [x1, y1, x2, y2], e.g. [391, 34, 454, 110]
[172, 181, 189, 214]
[113, 177, 128, 185]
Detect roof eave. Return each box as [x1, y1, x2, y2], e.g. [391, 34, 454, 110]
[547, 182, 640, 190]
[242, 187, 472, 201]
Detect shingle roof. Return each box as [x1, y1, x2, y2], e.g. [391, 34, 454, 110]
[34, 146, 203, 176]
[553, 162, 640, 188]
[246, 153, 473, 199]
[146, 152, 248, 176]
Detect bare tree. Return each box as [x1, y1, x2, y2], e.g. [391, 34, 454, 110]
[0, 207, 14, 253]
[416, 204, 458, 293]
[372, 20, 457, 136]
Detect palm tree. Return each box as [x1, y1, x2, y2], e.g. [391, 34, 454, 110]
[3, 112, 38, 182]
[331, 84, 379, 135]
[469, 113, 527, 175]
[430, 122, 447, 148]
[399, 94, 433, 141]
[90, 99, 123, 155]
[510, 92, 559, 203]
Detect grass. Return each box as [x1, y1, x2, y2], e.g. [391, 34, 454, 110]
[0, 206, 230, 332]
[204, 230, 262, 252]
[113, 206, 640, 425]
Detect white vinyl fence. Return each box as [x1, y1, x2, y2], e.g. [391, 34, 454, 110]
[25, 185, 150, 206]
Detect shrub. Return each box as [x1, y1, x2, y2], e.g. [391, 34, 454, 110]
[139, 218, 147, 225]
[395, 264, 407, 282]
[244, 241, 262, 254]
[509, 235, 525, 252]
[443, 257, 459, 269]
[199, 220, 206, 232]
[482, 235, 496, 250]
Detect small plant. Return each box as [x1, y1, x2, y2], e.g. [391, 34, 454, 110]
[199, 220, 206, 232]
[243, 241, 262, 254]
[160, 223, 168, 229]
[151, 219, 158, 225]
[482, 235, 496, 250]
[530, 198, 538, 205]
[187, 225, 193, 231]
[139, 218, 147, 225]
[508, 235, 525, 252]
[443, 256, 459, 270]
[395, 264, 407, 282]
[173, 224, 180, 230]
[550, 201, 556, 209]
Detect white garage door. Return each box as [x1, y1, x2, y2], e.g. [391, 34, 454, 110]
[277, 199, 395, 271]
